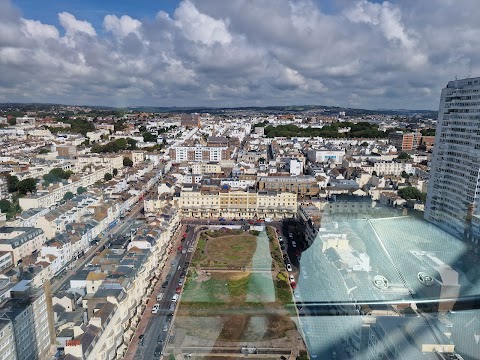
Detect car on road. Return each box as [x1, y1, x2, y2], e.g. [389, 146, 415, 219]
[286, 263, 292, 272]
[180, 271, 186, 279]
[178, 279, 184, 286]
[288, 232, 293, 238]
[152, 303, 160, 314]
[289, 275, 296, 289]
[182, 233, 187, 241]
[169, 303, 176, 312]
[156, 293, 164, 301]
[175, 286, 182, 294]
[219, 217, 226, 221]
[172, 294, 179, 302]
[161, 281, 168, 288]
[154, 346, 162, 357]
[157, 334, 165, 344]
[278, 236, 283, 241]
[166, 274, 171, 281]
[177, 245, 183, 252]
[291, 241, 297, 248]
[162, 324, 169, 332]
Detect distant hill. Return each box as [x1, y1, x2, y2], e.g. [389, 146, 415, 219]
[0, 102, 436, 118]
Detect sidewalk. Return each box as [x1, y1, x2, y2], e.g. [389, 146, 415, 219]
[123, 225, 185, 360]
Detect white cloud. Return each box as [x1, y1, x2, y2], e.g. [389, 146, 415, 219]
[58, 12, 96, 37]
[104, 14, 142, 38]
[173, 0, 232, 45]
[21, 19, 59, 39]
[1, 0, 480, 109]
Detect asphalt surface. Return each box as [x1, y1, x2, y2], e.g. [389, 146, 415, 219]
[134, 225, 200, 359]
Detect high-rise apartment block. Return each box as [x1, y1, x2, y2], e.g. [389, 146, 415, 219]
[425, 77, 480, 248]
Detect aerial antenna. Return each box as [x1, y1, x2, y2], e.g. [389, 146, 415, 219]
[468, 59, 472, 78]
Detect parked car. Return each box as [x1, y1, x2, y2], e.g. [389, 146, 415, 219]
[154, 346, 162, 357]
[286, 263, 292, 272]
[291, 241, 297, 248]
[162, 324, 169, 332]
[157, 334, 165, 344]
[161, 281, 168, 289]
[152, 303, 160, 314]
[172, 294, 179, 302]
[156, 293, 164, 301]
[178, 279, 184, 286]
[175, 286, 182, 294]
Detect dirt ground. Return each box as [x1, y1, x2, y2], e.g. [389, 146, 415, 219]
[172, 229, 306, 357]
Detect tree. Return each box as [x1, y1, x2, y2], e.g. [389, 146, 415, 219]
[401, 170, 410, 179]
[77, 186, 87, 195]
[0, 200, 11, 213]
[398, 186, 426, 202]
[38, 148, 50, 154]
[17, 178, 36, 195]
[371, 171, 377, 176]
[361, 141, 369, 147]
[142, 132, 157, 142]
[397, 152, 411, 160]
[112, 168, 118, 176]
[7, 118, 16, 126]
[127, 137, 137, 150]
[123, 157, 133, 167]
[6, 175, 19, 193]
[63, 191, 74, 201]
[43, 168, 72, 185]
[104, 173, 113, 181]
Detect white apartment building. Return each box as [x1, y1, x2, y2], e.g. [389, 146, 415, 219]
[306, 149, 345, 164]
[19, 166, 112, 210]
[0, 227, 45, 264]
[425, 77, 480, 245]
[363, 161, 413, 176]
[178, 186, 297, 219]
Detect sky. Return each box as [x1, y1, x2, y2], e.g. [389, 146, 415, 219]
[1, 0, 479, 109]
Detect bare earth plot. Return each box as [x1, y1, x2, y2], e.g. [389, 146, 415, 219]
[170, 228, 306, 359]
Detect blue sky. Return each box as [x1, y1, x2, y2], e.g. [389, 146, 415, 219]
[1, 0, 477, 109]
[12, 0, 181, 30]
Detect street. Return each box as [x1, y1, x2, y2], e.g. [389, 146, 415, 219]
[127, 225, 200, 359]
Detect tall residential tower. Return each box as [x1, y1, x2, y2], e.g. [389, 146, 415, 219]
[425, 77, 480, 249]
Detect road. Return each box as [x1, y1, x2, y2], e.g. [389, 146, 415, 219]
[51, 201, 144, 293]
[133, 225, 200, 359]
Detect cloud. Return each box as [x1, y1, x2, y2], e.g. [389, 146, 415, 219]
[103, 14, 142, 38]
[58, 12, 96, 37]
[21, 19, 59, 39]
[0, 0, 479, 109]
[173, 0, 232, 45]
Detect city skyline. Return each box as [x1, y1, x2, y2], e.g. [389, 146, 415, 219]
[1, 0, 480, 109]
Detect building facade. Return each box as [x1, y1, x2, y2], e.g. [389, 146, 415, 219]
[258, 176, 320, 197]
[169, 146, 230, 162]
[178, 186, 297, 219]
[425, 77, 480, 248]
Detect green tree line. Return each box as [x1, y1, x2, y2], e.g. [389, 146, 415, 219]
[91, 138, 137, 153]
[264, 122, 387, 138]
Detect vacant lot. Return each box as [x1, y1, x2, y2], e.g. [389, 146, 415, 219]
[174, 228, 302, 349]
[191, 229, 258, 268]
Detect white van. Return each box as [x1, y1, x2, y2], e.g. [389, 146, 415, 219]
[152, 303, 160, 314]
